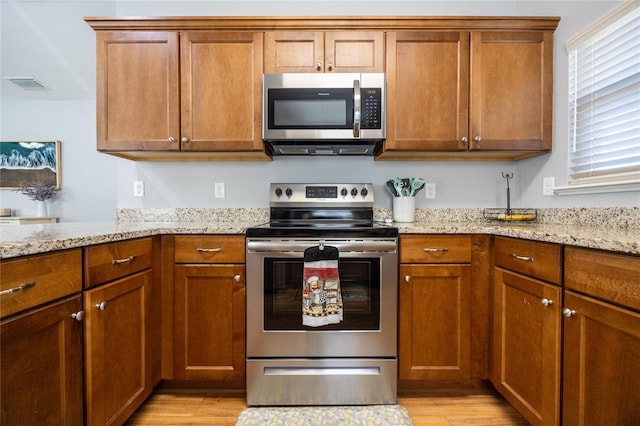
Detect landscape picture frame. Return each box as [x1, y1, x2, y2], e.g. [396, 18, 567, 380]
[0, 140, 62, 189]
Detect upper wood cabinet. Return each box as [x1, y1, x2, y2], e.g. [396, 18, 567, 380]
[87, 16, 558, 161]
[95, 30, 267, 160]
[382, 29, 554, 160]
[264, 31, 384, 73]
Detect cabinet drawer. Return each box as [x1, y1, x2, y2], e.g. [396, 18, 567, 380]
[174, 235, 245, 263]
[565, 247, 640, 311]
[0, 249, 82, 318]
[400, 235, 471, 263]
[494, 237, 562, 284]
[85, 238, 152, 288]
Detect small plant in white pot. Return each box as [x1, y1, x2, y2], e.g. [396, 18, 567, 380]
[14, 182, 59, 217]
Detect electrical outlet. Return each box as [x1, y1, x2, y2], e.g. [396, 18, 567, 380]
[425, 183, 436, 199]
[543, 177, 555, 196]
[214, 182, 225, 199]
[133, 181, 144, 197]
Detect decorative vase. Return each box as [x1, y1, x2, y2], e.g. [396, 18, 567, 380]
[36, 201, 48, 217]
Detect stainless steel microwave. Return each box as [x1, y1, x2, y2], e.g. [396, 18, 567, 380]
[263, 73, 386, 155]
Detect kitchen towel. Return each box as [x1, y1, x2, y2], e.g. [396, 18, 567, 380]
[302, 245, 343, 327]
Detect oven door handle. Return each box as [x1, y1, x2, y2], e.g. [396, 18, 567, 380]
[247, 240, 396, 253]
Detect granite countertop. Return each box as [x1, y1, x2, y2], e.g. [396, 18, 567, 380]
[1, 208, 638, 259]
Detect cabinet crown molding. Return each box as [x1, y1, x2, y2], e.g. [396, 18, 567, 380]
[85, 15, 561, 31]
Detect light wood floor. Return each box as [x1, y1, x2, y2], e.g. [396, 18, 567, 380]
[125, 387, 528, 425]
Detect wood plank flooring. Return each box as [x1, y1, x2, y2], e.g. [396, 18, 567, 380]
[125, 387, 528, 425]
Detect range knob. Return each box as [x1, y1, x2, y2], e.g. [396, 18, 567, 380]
[285, 188, 293, 197]
[275, 187, 283, 197]
[361, 188, 369, 197]
[341, 187, 348, 197]
[351, 188, 358, 197]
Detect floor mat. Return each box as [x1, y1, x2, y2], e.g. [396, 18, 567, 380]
[236, 405, 413, 425]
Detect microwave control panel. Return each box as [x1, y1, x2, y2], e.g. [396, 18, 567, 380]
[362, 88, 382, 129]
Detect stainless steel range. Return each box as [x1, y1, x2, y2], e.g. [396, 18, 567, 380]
[245, 183, 398, 406]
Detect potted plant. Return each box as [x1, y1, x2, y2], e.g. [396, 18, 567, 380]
[14, 182, 59, 217]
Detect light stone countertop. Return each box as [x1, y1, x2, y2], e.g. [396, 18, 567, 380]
[1, 215, 638, 259]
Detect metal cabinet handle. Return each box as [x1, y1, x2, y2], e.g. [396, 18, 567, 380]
[510, 253, 534, 262]
[112, 255, 135, 265]
[563, 308, 576, 317]
[95, 302, 108, 310]
[181, 136, 189, 143]
[404, 275, 411, 283]
[474, 136, 481, 142]
[196, 247, 222, 253]
[461, 136, 468, 143]
[316, 61, 322, 71]
[0, 281, 35, 296]
[168, 136, 176, 143]
[541, 298, 553, 306]
[423, 247, 449, 252]
[234, 275, 241, 282]
[71, 311, 85, 321]
[327, 62, 334, 71]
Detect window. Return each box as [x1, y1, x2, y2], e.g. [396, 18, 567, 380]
[567, 0, 640, 187]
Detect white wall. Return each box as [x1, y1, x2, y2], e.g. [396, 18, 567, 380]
[2, 0, 637, 222]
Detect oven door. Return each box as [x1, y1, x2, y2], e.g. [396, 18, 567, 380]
[246, 238, 398, 358]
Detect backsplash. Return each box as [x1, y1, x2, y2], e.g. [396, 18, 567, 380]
[116, 207, 639, 228]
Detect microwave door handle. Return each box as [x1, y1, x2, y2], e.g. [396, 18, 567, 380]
[353, 79, 361, 138]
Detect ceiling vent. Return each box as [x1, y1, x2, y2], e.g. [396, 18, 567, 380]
[4, 77, 50, 90]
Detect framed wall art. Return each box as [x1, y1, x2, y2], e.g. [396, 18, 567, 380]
[0, 141, 61, 189]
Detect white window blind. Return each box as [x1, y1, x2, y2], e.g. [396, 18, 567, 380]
[567, 0, 640, 185]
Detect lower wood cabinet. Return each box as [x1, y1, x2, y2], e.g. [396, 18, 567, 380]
[491, 237, 562, 426]
[562, 290, 640, 426]
[84, 270, 154, 426]
[172, 235, 246, 385]
[1, 295, 84, 425]
[400, 263, 471, 380]
[83, 237, 159, 426]
[492, 268, 562, 426]
[399, 235, 483, 383]
[562, 247, 640, 425]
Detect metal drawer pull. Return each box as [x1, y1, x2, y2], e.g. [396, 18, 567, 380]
[404, 275, 411, 282]
[563, 308, 576, 318]
[196, 247, 222, 253]
[541, 298, 553, 306]
[71, 311, 85, 321]
[510, 253, 534, 262]
[95, 302, 108, 310]
[0, 281, 35, 295]
[112, 255, 135, 265]
[234, 275, 241, 282]
[423, 247, 449, 252]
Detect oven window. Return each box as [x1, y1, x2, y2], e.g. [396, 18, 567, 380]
[263, 258, 381, 330]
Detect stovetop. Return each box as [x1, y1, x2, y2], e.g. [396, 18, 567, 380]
[246, 183, 398, 238]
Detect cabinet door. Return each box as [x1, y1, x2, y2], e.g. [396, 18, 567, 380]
[96, 31, 180, 151]
[399, 264, 471, 381]
[492, 268, 561, 426]
[264, 31, 384, 73]
[385, 31, 469, 152]
[180, 32, 264, 152]
[324, 31, 384, 72]
[469, 31, 553, 151]
[174, 264, 245, 383]
[264, 31, 324, 73]
[85, 271, 152, 426]
[563, 291, 640, 426]
[1, 296, 83, 425]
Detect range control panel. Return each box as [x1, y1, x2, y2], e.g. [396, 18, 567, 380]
[270, 183, 374, 206]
